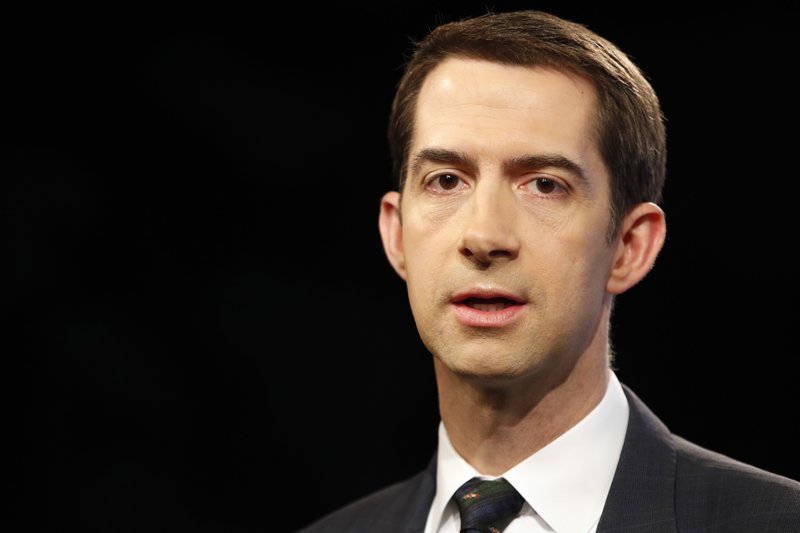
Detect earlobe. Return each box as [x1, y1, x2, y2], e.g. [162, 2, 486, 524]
[606, 202, 666, 295]
[378, 191, 407, 281]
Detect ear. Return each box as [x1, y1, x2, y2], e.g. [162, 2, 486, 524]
[606, 202, 666, 295]
[378, 191, 407, 281]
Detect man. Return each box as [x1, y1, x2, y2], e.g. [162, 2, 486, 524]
[299, 9, 800, 533]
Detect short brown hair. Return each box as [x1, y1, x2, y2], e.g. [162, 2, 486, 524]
[387, 10, 667, 238]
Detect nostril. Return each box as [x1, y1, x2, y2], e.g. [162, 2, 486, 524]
[488, 249, 513, 258]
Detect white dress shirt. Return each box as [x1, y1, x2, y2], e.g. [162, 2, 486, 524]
[424, 370, 629, 533]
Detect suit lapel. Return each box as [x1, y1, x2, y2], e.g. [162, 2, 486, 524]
[370, 454, 437, 533]
[597, 385, 678, 532]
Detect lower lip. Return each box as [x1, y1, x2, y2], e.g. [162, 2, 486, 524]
[451, 302, 526, 327]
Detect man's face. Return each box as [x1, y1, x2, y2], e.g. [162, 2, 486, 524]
[385, 57, 620, 386]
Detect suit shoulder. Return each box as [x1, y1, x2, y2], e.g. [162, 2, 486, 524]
[296, 468, 433, 533]
[674, 435, 800, 531]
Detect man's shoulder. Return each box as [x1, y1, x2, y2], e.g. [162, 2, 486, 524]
[674, 433, 800, 490]
[673, 434, 800, 528]
[618, 383, 800, 531]
[296, 463, 435, 533]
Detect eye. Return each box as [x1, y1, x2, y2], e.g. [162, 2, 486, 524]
[522, 176, 566, 197]
[427, 172, 465, 193]
[534, 178, 556, 194]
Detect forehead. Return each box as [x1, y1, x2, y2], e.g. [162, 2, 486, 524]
[412, 57, 601, 164]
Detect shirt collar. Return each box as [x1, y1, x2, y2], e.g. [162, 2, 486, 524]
[427, 370, 629, 533]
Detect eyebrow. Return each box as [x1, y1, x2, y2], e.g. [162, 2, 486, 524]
[409, 147, 590, 188]
[409, 147, 477, 179]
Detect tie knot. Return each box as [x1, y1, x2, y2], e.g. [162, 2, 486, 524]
[453, 477, 525, 533]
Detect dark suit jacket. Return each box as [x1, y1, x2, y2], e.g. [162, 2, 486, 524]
[298, 385, 800, 532]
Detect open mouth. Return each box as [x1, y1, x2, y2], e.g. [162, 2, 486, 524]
[451, 292, 526, 327]
[462, 297, 520, 311]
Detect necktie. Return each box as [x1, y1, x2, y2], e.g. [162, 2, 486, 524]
[454, 476, 525, 533]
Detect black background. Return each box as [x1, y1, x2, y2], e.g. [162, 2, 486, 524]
[4, 2, 799, 531]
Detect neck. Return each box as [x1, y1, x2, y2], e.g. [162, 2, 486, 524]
[434, 332, 611, 476]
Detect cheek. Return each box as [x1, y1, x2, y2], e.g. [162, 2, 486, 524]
[401, 224, 448, 295]
[522, 200, 572, 235]
[536, 231, 613, 295]
[402, 210, 454, 264]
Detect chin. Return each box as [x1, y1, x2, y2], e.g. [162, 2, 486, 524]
[436, 349, 534, 384]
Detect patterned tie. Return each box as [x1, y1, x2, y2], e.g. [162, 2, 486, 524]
[454, 476, 525, 533]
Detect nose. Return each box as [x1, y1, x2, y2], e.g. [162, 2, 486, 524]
[458, 182, 520, 267]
